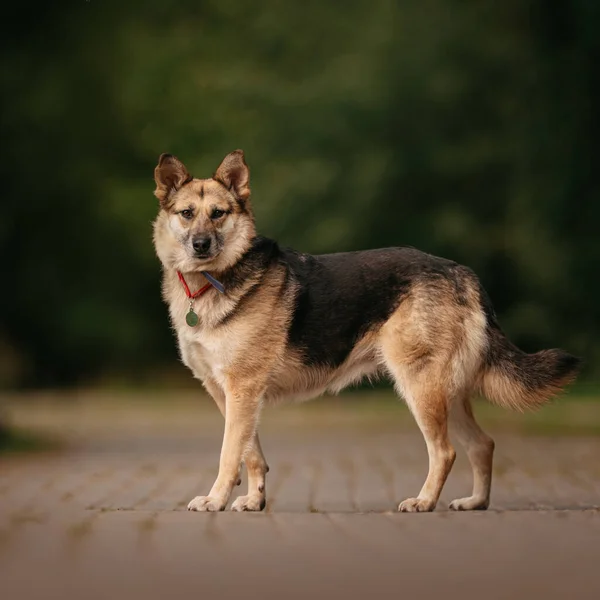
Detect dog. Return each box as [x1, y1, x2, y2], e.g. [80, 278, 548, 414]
[152, 150, 580, 512]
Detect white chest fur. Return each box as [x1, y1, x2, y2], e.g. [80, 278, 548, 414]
[170, 288, 241, 388]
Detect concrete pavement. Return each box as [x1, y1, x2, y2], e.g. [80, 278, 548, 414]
[1, 395, 599, 599]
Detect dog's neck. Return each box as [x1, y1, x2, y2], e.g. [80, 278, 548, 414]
[166, 235, 277, 299]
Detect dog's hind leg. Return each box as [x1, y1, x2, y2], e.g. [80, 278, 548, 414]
[379, 305, 456, 512]
[194, 377, 268, 512]
[382, 350, 456, 512]
[448, 396, 494, 510]
[395, 382, 456, 512]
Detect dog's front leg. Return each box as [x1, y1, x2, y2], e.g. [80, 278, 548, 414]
[188, 384, 262, 512]
[201, 376, 269, 511]
[230, 431, 268, 512]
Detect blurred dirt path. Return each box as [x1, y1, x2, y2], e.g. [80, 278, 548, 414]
[1, 397, 599, 599]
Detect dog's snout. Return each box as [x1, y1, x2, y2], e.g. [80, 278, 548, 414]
[192, 235, 212, 255]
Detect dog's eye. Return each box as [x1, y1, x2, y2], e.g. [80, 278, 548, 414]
[210, 209, 226, 220]
[180, 209, 193, 220]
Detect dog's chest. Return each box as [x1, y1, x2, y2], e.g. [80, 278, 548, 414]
[170, 296, 239, 385]
[178, 330, 232, 384]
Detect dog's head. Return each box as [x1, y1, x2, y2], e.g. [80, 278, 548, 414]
[152, 150, 256, 273]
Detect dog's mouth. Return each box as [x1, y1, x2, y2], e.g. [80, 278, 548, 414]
[191, 246, 223, 263]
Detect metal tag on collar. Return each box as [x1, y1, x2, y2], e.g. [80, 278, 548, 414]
[202, 272, 225, 294]
[186, 300, 199, 327]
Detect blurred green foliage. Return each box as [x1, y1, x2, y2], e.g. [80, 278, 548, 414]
[0, 0, 598, 387]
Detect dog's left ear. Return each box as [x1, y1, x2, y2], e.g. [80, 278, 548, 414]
[214, 150, 250, 202]
[154, 154, 192, 205]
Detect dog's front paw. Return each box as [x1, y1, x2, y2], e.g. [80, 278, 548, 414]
[187, 495, 227, 512]
[398, 497, 436, 513]
[449, 496, 489, 511]
[231, 494, 266, 512]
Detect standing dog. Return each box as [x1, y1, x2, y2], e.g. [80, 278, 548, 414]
[153, 150, 580, 512]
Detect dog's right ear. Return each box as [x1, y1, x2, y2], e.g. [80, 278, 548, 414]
[154, 154, 192, 205]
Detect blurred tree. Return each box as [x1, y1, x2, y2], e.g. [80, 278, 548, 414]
[0, 0, 597, 387]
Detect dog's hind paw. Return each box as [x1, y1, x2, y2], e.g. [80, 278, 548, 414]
[398, 497, 436, 513]
[231, 494, 266, 512]
[187, 495, 227, 512]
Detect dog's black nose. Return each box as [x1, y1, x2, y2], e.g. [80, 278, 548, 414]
[192, 236, 212, 254]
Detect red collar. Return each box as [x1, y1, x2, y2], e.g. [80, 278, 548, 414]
[176, 271, 212, 299]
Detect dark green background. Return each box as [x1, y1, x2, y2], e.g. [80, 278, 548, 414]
[1, 0, 598, 388]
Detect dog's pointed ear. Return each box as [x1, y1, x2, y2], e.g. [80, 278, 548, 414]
[213, 150, 250, 202]
[154, 154, 192, 205]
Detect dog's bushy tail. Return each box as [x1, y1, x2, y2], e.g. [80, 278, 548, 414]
[479, 327, 581, 412]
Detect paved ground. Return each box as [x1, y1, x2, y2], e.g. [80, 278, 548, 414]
[1, 395, 599, 599]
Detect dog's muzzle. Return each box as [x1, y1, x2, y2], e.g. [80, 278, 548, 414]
[192, 235, 212, 258]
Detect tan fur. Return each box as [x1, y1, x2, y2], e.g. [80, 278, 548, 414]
[481, 359, 578, 412]
[375, 280, 488, 510]
[153, 150, 577, 513]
